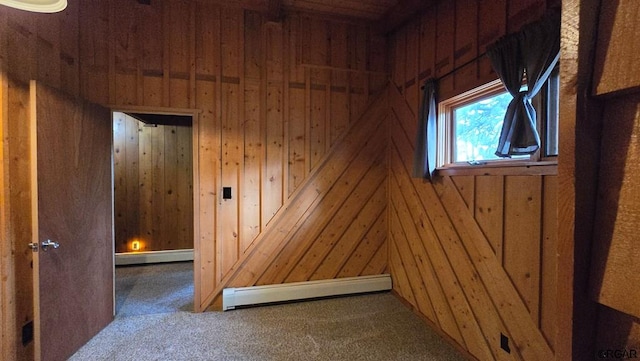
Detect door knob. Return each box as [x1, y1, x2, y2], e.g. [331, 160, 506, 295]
[41, 239, 60, 252]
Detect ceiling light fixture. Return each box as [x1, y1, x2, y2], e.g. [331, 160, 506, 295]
[0, 0, 67, 13]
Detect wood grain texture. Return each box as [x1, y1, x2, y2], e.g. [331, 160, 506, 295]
[204, 91, 388, 309]
[0, 1, 387, 312]
[33, 82, 113, 361]
[592, 0, 640, 96]
[113, 113, 194, 253]
[0, 75, 34, 361]
[590, 94, 640, 318]
[557, 0, 603, 359]
[389, 83, 557, 360]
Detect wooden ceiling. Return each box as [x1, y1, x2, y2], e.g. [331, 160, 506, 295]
[197, 0, 435, 34]
[282, 0, 399, 20]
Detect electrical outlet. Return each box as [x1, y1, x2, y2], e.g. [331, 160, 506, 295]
[500, 333, 511, 354]
[223, 187, 232, 199]
[22, 321, 33, 346]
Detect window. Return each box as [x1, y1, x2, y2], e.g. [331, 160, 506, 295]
[437, 70, 559, 167]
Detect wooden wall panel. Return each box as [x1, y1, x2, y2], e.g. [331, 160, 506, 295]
[205, 92, 388, 308]
[503, 176, 542, 320]
[592, 0, 640, 96]
[540, 175, 557, 350]
[1, 76, 34, 361]
[113, 113, 194, 253]
[0, 0, 388, 320]
[0, 0, 388, 314]
[478, 0, 506, 84]
[435, 0, 454, 96]
[388, 77, 557, 360]
[453, 0, 478, 94]
[387, 11, 562, 358]
[390, 0, 556, 104]
[590, 93, 640, 318]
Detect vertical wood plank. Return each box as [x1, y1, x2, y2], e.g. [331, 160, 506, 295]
[176, 123, 193, 249]
[475, 176, 504, 260]
[540, 175, 557, 350]
[60, 1, 80, 96]
[195, 79, 217, 307]
[219, 7, 243, 278]
[288, 86, 306, 195]
[309, 72, 327, 169]
[454, 0, 479, 93]
[151, 124, 166, 250]
[138, 121, 153, 250]
[243, 84, 261, 251]
[124, 114, 140, 251]
[195, 2, 220, 79]
[263, 22, 285, 226]
[163, 124, 179, 250]
[435, 0, 455, 96]
[419, 11, 436, 82]
[112, 113, 128, 252]
[503, 175, 542, 321]
[3, 77, 35, 361]
[478, 0, 506, 83]
[392, 28, 406, 89]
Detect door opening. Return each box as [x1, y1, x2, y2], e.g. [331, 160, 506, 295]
[112, 111, 195, 316]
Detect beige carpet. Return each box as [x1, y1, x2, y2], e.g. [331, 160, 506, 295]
[69, 263, 467, 361]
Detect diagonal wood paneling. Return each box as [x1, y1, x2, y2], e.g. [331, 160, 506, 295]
[0, 1, 390, 315]
[204, 91, 388, 308]
[388, 84, 556, 360]
[389, 165, 493, 360]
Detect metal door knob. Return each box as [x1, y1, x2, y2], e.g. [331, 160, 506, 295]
[41, 239, 60, 251]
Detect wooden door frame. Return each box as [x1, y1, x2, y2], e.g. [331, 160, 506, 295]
[110, 105, 201, 312]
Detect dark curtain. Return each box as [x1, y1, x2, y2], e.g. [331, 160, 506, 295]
[487, 10, 560, 157]
[412, 79, 437, 180]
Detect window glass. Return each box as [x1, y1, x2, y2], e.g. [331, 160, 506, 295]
[437, 74, 559, 168]
[453, 91, 511, 162]
[545, 69, 560, 157]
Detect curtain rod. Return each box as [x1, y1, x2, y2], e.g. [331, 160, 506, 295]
[421, 51, 487, 89]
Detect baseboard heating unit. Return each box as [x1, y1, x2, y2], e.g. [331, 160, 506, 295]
[222, 274, 392, 311]
[115, 249, 194, 266]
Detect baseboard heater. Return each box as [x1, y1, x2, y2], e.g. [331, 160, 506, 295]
[115, 249, 194, 266]
[222, 274, 392, 311]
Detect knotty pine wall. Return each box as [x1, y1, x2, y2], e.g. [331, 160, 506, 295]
[0, 75, 34, 361]
[113, 113, 194, 253]
[387, 0, 560, 360]
[0, 0, 388, 312]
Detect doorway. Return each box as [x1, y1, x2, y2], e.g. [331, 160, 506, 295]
[112, 111, 196, 316]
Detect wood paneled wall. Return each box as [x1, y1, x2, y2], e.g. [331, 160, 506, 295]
[0, 75, 34, 361]
[206, 91, 389, 309]
[586, 0, 640, 355]
[390, 0, 560, 110]
[113, 112, 194, 253]
[387, 1, 559, 360]
[0, 0, 388, 313]
[389, 85, 557, 361]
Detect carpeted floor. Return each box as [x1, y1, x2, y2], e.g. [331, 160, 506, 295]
[115, 261, 194, 317]
[69, 262, 467, 361]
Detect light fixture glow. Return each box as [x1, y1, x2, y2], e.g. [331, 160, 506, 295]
[131, 240, 140, 251]
[0, 0, 67, 13]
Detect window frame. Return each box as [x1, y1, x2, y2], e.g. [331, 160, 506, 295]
[436, 75, 558, 173]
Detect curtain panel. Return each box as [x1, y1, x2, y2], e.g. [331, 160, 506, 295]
[487, 10, 560, 157]
[412, 79, 438, 180]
